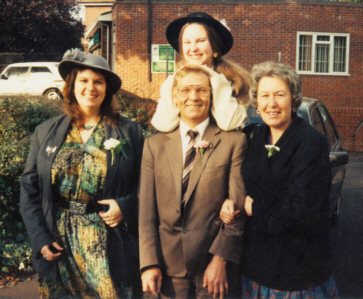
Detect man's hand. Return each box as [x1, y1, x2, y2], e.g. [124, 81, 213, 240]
[220, 198, 241, 224]
[203, 255, 228, 299]
[141, 267, 162, 297]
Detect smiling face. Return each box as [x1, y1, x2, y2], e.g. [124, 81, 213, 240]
[74, 69, 106, 115]
[173, 71, 211, 128]
[257, 76, 293, 133]
[181, 24, 214, 68]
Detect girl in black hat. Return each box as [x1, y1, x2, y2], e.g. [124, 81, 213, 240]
[151, 12, 249, 132]
[20, 49, 143, 298]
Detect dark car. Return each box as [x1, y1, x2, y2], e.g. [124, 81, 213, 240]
[243, 97, 349, 226]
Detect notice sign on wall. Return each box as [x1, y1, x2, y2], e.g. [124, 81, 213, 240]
[152, 44, 175, 73]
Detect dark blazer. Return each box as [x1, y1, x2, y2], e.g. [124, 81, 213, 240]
[20, 114, 144, 281]
[139, 123, 248, 277]
[241, 117, 333, 291]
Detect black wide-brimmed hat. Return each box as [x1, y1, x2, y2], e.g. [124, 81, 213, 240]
[58, 49, 122, 94]
[166, 12, 233, 56]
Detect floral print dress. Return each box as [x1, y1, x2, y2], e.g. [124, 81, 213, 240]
[38, 123, 132, 299]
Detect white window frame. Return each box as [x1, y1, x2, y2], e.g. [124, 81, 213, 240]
[296, 32, 350, 76]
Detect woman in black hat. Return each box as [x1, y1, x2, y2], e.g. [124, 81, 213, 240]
[151, 12, 249, 132]
[20, 49, 143, 298]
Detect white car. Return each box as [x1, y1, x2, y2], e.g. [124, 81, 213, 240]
[0, 62, 64, 100]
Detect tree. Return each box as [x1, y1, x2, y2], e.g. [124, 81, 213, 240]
[0, 0, 85, 53]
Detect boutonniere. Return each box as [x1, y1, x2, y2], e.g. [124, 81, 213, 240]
[194, 140, 213, 162]
[104, 138, 130, 165]
[265, 145, 280, 158]
[46, 146, 57, 155]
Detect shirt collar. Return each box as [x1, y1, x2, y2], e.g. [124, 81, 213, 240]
[179, 117, 210, 139]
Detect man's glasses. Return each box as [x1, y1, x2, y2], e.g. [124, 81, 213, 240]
[175, 85, 211, 98]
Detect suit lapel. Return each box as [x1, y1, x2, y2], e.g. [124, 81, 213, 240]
[37, 116, 71, 212]
[42, 116, 71, 169]
[183, 123, 220, 206]
[164, 128, 183, 203]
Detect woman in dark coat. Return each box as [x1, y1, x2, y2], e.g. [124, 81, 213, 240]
[20, 49, 143, 298]
[220, 62, 339, 298]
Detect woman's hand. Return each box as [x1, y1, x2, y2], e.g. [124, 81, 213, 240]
[40, 242, 63, 261]
[98, 199, 123, 227]
[219, 198, 241, 224]
[245, 195, 254, 216]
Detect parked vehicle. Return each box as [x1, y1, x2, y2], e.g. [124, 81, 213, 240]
[244, 97, 349, 226]
[0, 62, 64, 100]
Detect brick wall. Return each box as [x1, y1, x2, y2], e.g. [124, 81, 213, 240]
[112, 1, 363, 151]
[84, 6, 112, 33]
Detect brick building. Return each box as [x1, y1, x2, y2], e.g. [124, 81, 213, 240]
[77, 0, 114, 33]
[84, 0, 363, 151]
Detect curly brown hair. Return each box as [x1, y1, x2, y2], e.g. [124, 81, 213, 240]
[178, 23, 250, 105]
[62, 67, 120, 128]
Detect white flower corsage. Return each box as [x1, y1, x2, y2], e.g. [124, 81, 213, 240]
[194, 140, 213, 162]
[46, 146, 57, 155]
[104, 138, 130, 165]
[265, 145, 280, 158]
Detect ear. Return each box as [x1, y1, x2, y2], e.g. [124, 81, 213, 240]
[172, 88, 178, 105]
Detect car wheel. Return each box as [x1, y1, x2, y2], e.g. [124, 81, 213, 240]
[44, 89, 62, 100]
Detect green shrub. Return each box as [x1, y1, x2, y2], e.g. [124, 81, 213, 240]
[0, 94, 154, 274]
[1, 240, 33, 274]
[117, 94, 156, 138]
[0, 97, 63, 273]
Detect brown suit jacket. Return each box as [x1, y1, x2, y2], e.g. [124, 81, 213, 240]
[138, 122, 247, 277]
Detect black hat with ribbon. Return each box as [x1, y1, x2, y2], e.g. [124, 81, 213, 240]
[166, 12, 233, 56]
[58, 49, 122, 94]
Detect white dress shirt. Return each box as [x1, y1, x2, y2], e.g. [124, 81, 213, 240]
[179, 118, 210, 166]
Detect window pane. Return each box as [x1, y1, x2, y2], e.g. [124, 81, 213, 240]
[315, 44, 329, 73]
[6, 67, 28, 79]
[298, 35, 312, 71]
[317, 36, 330, 42]
[318, 106, 337, 147]
[333, 37, 346, 72]
[311, 108, 326, 136]
[29, 67, 52, 79]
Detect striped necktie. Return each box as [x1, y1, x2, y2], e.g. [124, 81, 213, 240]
[182, 130, 199, 205]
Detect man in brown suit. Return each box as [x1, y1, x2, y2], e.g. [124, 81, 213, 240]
[139, 65, 247, 299]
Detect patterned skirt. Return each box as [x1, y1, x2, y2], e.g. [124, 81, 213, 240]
[242, 275, 339, 299]
[38, 208, 132, 299]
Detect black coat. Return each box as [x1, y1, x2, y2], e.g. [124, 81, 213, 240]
[20, 114, 144, 281]
[241, 117, 333, 291]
